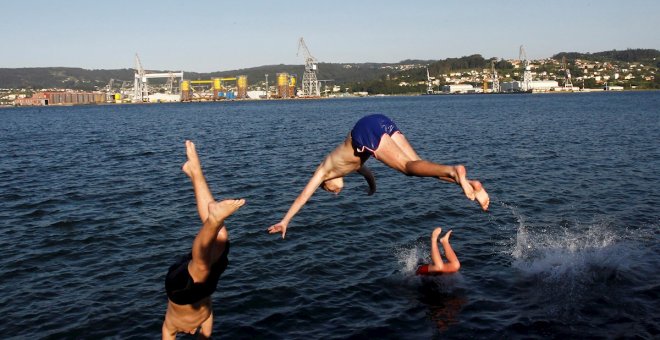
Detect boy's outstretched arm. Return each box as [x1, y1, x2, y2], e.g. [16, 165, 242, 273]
[268, 166, 328, 239]
[357, 165, 376, 195]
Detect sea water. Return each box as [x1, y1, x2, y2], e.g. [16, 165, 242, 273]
[0, 92, 658, 338]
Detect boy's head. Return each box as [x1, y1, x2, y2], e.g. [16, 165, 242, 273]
[321, 177, 344, 194]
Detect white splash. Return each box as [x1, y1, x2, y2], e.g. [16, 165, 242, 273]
[394, 241, 426, 275]
[509, 212, 627, 281]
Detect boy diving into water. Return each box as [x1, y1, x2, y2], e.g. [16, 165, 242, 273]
[416, 228, 460, 275]
[268, 114, 489, 239]
[162, 141, 245, 339]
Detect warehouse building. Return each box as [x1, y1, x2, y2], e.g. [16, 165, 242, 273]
[441, 84, 476, 94]
[501, 80, 559, 93]
[14, 91, 106, 106]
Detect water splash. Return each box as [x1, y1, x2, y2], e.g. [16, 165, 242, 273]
[503, 204, 656, 290]
[393, 241, 426, 275]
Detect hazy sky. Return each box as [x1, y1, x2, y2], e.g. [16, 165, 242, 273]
[2, 0, 658, 72]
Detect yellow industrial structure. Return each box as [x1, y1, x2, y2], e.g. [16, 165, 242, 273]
[181, 77, 241, 101]
[237, 75, 248, 99]
[276, 73, 296, 98]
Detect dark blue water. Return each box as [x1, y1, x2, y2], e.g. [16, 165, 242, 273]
[1, 92, 658, 339]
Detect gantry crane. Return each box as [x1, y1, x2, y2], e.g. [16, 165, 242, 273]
[297, 37, 320, 97]
[133, 53, 184, 102]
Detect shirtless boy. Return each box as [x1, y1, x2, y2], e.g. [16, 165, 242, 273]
[268, 114, 489, 238]
[162, 140, 245, 339]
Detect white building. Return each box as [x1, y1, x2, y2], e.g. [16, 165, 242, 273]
[501, 80, 559, 92]
[441, 84, 475, 93]
[147, 93, 182, 103]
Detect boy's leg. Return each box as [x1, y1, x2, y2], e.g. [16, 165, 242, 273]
[376, 134, 476, 201]
[188, 199, 244, 282]
[181, 140, 245, 281]
[428, 227, 445, 272]
[469, 180, 489, 211]
[182, 140, 215, 222]
[440, 230, 460, 272]
[390, 133, 421, 161]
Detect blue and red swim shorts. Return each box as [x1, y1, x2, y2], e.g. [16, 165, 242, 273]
[350, 114, 401, 156]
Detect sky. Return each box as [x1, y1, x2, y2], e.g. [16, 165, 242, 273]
[2, 0, 659, 72]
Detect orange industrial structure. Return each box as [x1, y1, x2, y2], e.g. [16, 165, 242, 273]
[276, 73, 296, 98]
[14, 91, 106, 106]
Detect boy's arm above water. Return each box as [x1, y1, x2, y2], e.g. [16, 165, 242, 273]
[357, 165, 376, 195]
[268, 165, 327, 239]
[268, 140, 361, 239]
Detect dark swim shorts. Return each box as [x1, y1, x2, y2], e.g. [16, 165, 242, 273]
[350, 114, 401, 156]
[165, 241, 230, 305]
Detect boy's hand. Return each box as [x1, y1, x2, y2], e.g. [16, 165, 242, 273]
[268, 221, 288, 239]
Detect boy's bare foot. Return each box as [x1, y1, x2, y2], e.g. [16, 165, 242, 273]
[440, 230, 453, 244]
[208, 199, 245, 223]
[182, 140, 202, 179]
[470, 180, 490, 211]
[455, 165, 476, 201]
[432, 227, 442, 239]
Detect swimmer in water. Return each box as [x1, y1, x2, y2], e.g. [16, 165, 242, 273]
[162, 140, 245, 339]
[416, 227, 460, 275]
[268, 114, 489, 239]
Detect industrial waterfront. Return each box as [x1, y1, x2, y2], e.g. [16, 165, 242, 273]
[3, 45, 656, 107]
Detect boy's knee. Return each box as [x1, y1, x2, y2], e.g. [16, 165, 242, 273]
[402, 162, 416, 176]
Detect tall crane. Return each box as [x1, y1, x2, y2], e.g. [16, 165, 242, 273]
[519, 45, 532, 92]
[297, 37, 320, 97]
[105, 78, 115, 92]
[491, 60, 500, 93]
[134, 54, 148, 102]
[426, 68, 434, 94]
[562, 56, 573, 90]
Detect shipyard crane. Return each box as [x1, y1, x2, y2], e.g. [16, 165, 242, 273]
[134, 54, 148, 102]
[491, 60, 500, 93]
[105, 78, 115, 92]
[561, 56, 574, 90]
[297, 37, 320, 97]
[519, 45, 532, 92]
[133, 53, 184, 102]
[426, 68, 434, 94]
[318, 79, 334, 97]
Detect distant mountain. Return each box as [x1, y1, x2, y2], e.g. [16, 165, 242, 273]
[0, 68, 134, 91]
[553, 49, 660, 63]
[0, 63, 408, 90]
[0, 49, 657, 90]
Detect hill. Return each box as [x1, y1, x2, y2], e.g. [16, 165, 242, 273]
[0, 49, 657, 91]
[553, 49, 660, 63]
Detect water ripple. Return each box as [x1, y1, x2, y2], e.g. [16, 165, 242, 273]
[0, 93, 658, 338]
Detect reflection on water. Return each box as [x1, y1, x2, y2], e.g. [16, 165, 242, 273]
[418, 277, 467, 333]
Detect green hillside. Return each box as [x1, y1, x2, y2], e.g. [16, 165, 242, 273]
[0, 49, 657, 91]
